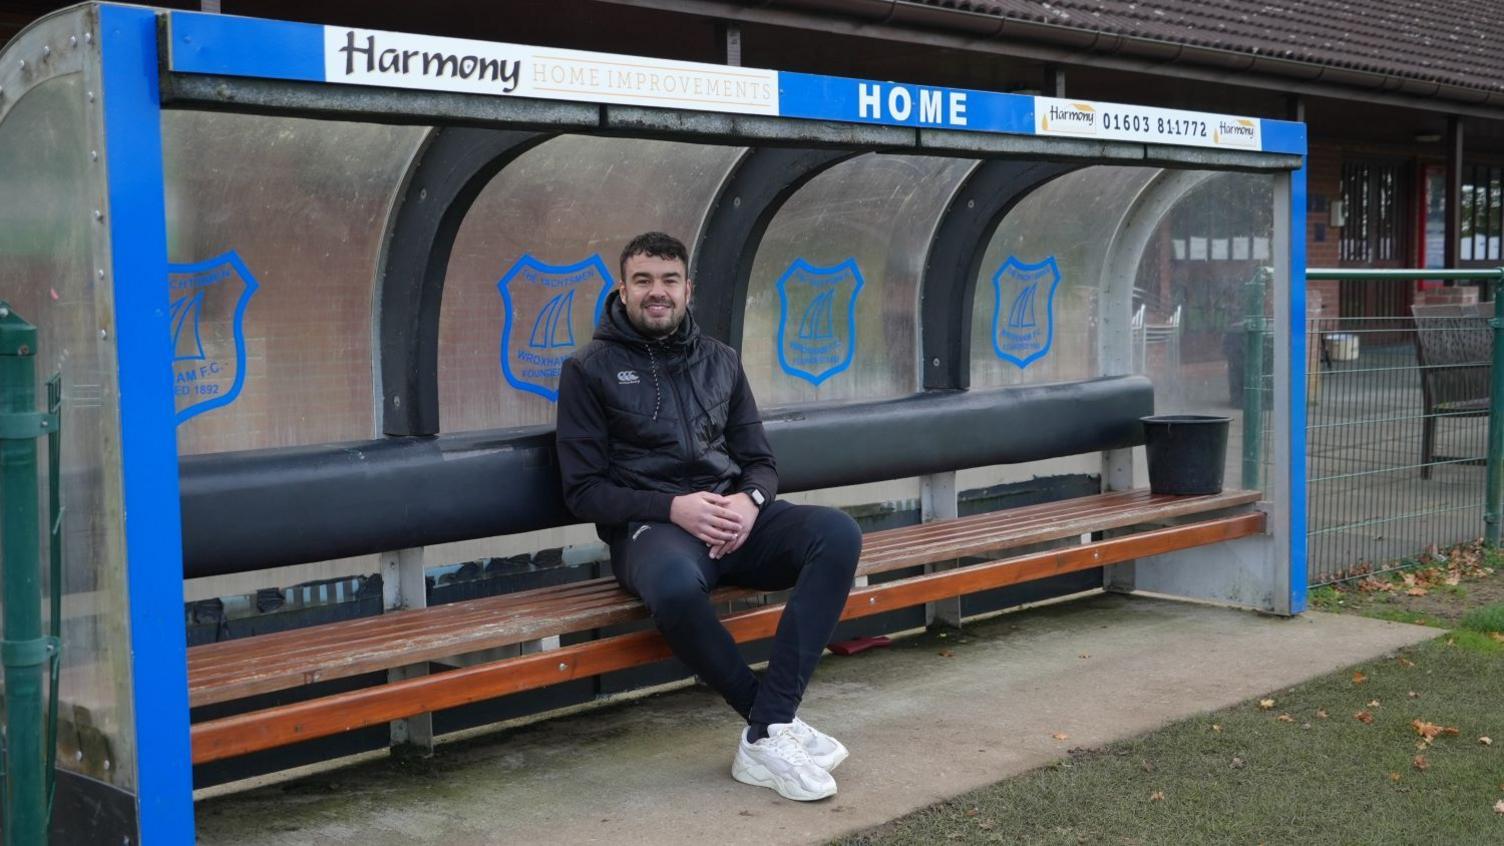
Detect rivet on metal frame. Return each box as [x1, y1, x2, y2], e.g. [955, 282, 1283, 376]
[87, 91, 95, 103]
[93, 209, 103, 221]
[42, 45, 51, 58]
[69, 36, 78, 48]
[84, 31, 92, 44]
[90, 150, 98, 162]
[96, 269, 104, 279]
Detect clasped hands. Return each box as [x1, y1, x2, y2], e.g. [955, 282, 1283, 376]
[670, 491, 760, 559]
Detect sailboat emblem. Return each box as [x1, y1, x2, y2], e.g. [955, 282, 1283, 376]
[167, 250, 258, 425]
[991, 256, 1061, 368]
[529, 289, 577, 350]
[499, 254, 613, 403]
[776, 258, 864, 387]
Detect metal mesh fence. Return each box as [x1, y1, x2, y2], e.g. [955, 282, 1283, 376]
[1305, 284, 1492, 585]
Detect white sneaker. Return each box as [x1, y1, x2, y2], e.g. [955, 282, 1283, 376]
[788, 717, 849, 771]
[731, 724, 837, 801]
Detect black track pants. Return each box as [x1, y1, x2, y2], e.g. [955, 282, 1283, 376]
[610, 500, 862, 727]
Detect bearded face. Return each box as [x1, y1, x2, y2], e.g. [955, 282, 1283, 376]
[620, 252, 692, 338]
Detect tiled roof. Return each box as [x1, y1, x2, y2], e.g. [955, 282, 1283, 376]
[902, 1, 1504, 94]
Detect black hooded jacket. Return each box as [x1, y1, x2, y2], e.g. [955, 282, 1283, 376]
[555, 291, 779, 541]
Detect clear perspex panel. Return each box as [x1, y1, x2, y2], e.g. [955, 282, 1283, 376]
[742, 154, 976, 407]
[1132, 171, 1276, 493]
[1, 74, 137, 789]
[962, 166, 1278, 500]
[161, 112, 428, 455]
[969, 165, 1160, 390]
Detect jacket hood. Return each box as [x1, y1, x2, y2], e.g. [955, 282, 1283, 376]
[594, 289, 700, 349]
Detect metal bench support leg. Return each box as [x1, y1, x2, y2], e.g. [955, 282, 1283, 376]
[921, 472, 962, 628]
[1102, 447, 1138, 594]
[383, 547, 434, 754]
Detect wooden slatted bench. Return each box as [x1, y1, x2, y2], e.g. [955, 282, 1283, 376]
[188, 487, 1263, 764]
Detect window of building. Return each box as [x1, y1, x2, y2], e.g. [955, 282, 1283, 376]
[1461, 164, 1504, 262]
[1339, 160, 1406, 263]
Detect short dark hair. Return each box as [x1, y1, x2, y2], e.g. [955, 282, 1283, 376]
[619, 232, 689, 281]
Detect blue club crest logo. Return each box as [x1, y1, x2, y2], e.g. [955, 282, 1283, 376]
[499, 254, 613, 402]
[776, 258, 864, 387]
[168, 250, 258, 425]
[991, 256, 1062, 368]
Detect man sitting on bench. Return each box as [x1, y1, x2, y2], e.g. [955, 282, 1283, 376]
[556, 232, 862, 801]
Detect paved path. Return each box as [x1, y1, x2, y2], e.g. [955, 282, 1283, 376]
[195, 594, 1437, 846]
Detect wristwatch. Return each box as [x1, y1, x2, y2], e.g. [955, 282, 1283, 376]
[745, 487, 767, 510]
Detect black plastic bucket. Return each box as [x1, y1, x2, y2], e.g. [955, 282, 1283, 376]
[1140, 414, 1231, 496]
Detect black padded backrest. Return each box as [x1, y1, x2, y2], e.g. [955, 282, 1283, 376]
[178, 376, 1152, 578]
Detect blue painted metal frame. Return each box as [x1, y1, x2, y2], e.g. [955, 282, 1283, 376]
[1287, 160, 1310, 614]
[169, 250, 259, 425]
[99, 5, 195, 843]
[497, 253, 613, 403]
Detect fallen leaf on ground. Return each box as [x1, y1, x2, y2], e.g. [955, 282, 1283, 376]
[965, 807, 978, 817]
[1407, 587, 1428, 597]
[1491, 633, 1504, 644]
[1277, 714, 1296, 723]
[1316, 708, 1329, 719]
[1481, 737, 1493, 746]
[1230, 757, 1245, 769]
[1409, 691, 1420, 699]
[1495, 800, 1504, 815]
[938, 649, 954, 658]
[1149, 791, 1165, 802]
[1141, 760, 1154, 773]
[1414, 720, 1462, 743]
[1388, 772, 1401, 783]
[1211, 724, 1223, 733]
[1352, 672, 1369, 685]
[1368, 699, 1381, 708]
[1396, 656, 1416, 668]
[1258, 698, 1276, 710]
[1051, 733, 1069, 741]
[1355, 711, 1375, 724]
[1413, 755, 1430, 771]
[1414, 720, 1444, 741]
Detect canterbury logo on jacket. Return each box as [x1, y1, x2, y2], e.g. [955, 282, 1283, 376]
[555, 290, 778, 542]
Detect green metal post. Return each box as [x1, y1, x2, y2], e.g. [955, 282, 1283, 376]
[1486, 274, 1504, 546]
[1242, 269, 1269, 490]
[0, 302, 53, 846]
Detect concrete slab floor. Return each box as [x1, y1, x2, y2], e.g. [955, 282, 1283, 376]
[194, 593, 1437, 846]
